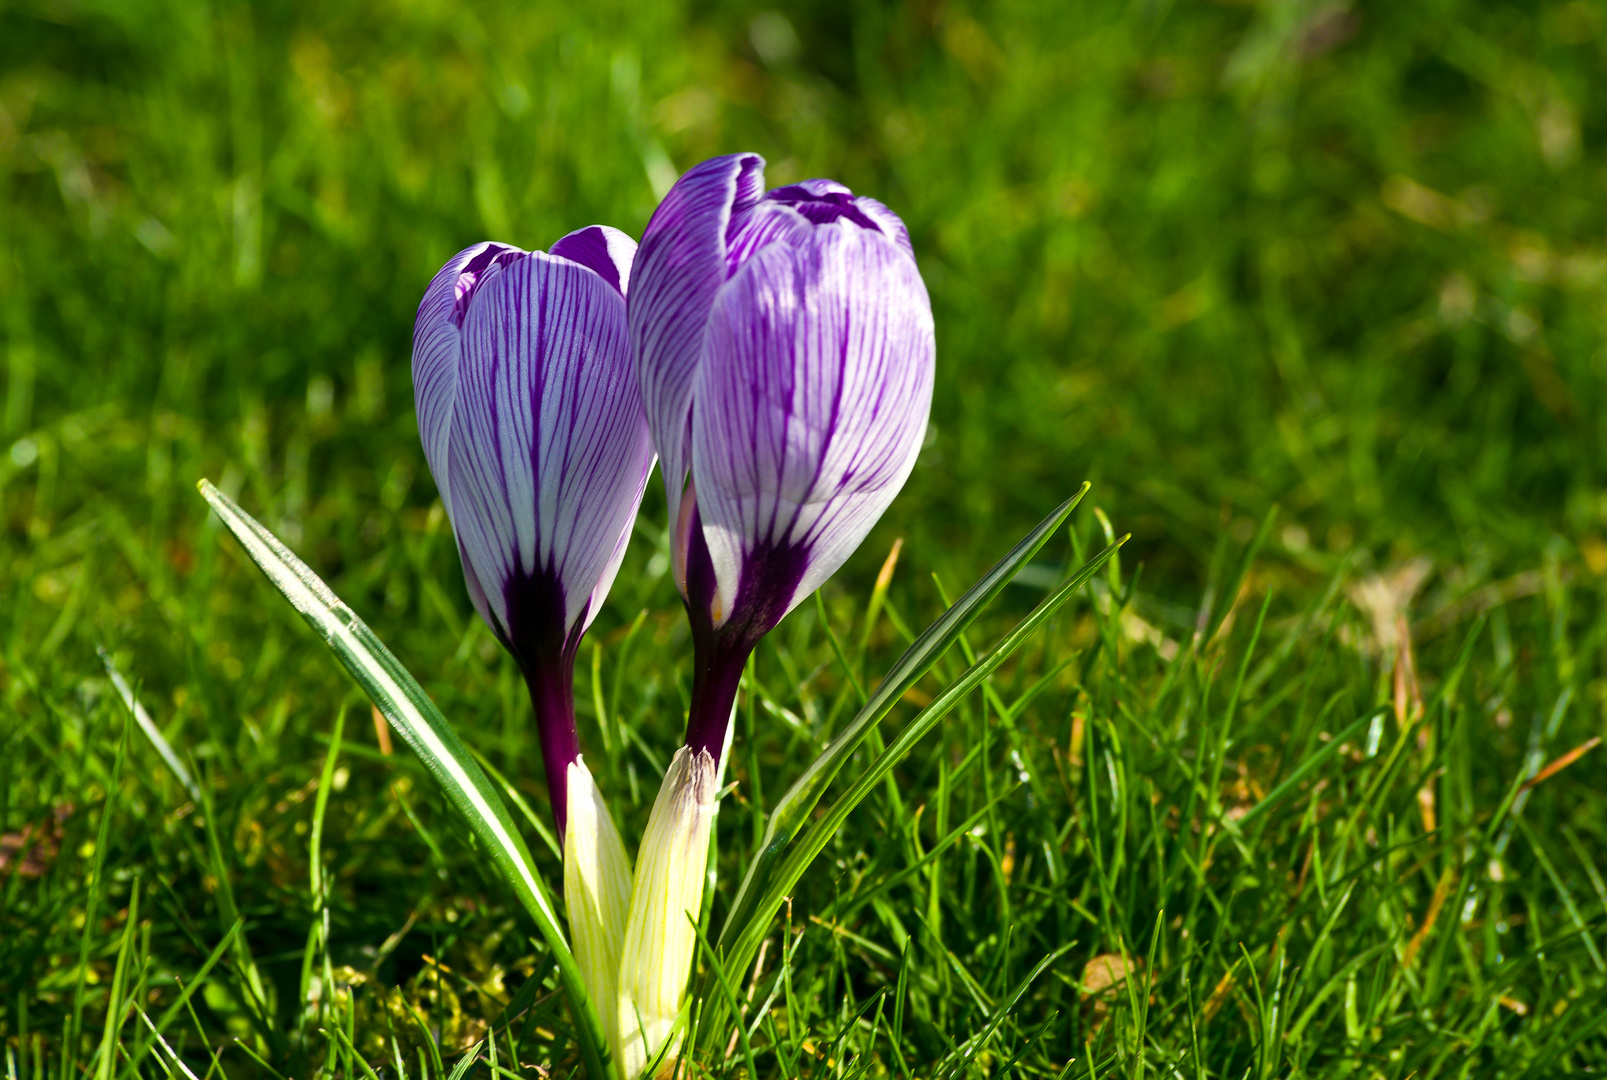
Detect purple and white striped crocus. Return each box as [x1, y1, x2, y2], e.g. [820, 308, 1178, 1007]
[629, 153, 936, 759]
[607, 156, 934, 1075]
[412, 225, 655, 842]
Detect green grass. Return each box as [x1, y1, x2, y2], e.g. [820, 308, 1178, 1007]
[4, 0, 1607, 1076]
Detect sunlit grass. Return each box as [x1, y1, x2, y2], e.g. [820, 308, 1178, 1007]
[3, 0, 1607, 1076]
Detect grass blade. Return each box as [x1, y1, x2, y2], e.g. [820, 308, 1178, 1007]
[99, 647, 200, 802]
[1237, 713, 1373, 828]
[717, 486, 1089, 957]
[705, 529, 1125, 1044]
[195, 479, 615, 1080]
[118, 920, 245, 1080]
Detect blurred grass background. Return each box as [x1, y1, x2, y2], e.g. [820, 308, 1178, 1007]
[4, 0, 1607, 1076]
[7, 0, 1604, 577]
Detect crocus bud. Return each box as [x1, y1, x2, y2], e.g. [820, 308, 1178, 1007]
[413, 225, 656, 837]
[616, 747, 718, 1079]
[564, 756, 633, 1055]
[629, 154, 935, 757]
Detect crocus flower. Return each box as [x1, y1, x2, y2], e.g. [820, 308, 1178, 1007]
[414, 227, 651, 1048]
[610, 154, 934, 1076]
[630, 153, 936, 757]
[412, 224, 655, 841]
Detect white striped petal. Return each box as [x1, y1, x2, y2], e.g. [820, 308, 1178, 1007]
[581, 472, 649, 636]
[413, 242, 522, 520]
[551, 224, 638, 298]
[628, 153, 766, 520]
[690, 222, 934, 628]
[446, 251, 656, 641]
[551, 225, 649, 636]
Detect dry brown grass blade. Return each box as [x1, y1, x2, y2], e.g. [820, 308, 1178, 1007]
[1201, 965, 1237, 1023]
[724, 937, 772, 1060]
[1520, 737, 1602, 794]
[371, 703, 394, 756]
[1069, 707, 1087, 769]
[874, 538, 904, 595]
[1348, 558, 1432, 657]
[1392, 613, 1423, 727]
[1403, 865, 1458, 968]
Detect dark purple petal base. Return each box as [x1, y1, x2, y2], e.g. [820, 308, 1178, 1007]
[497, 564, 589, 842]
[681, 501, 810, 758]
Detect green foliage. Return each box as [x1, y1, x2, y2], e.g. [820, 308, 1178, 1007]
[3, 0, 1607, 1077]
[197, 479, 616, 1080]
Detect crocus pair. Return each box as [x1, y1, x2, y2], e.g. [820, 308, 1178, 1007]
[411, 153, 934, 1077]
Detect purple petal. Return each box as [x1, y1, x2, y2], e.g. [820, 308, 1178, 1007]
[550, 225, 638, 298]
[762, 181, 914, 259]
[840, 195, 914, 259]
[723, 199, 813, 279]
[580, 458, 652, 635]
[768, 178, 854, 200]
[413, 241, 522, 519]
[689, 221, 935, 629]
[628, 152, 766, 518]
[763, 181, 883, 232]
[445, 251, 657, 645]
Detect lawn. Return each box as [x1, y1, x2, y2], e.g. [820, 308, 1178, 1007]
[3, 0, 1607, 1076]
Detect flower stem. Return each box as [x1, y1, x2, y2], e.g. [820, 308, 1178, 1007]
[523, 653, 580, 842]
[684, 631, 752, 760]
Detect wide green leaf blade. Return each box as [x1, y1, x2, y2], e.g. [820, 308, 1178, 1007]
[716, 484, 1089, 956]
[196, 480, 616, 1080]
[704, 531, 1125, 1045]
